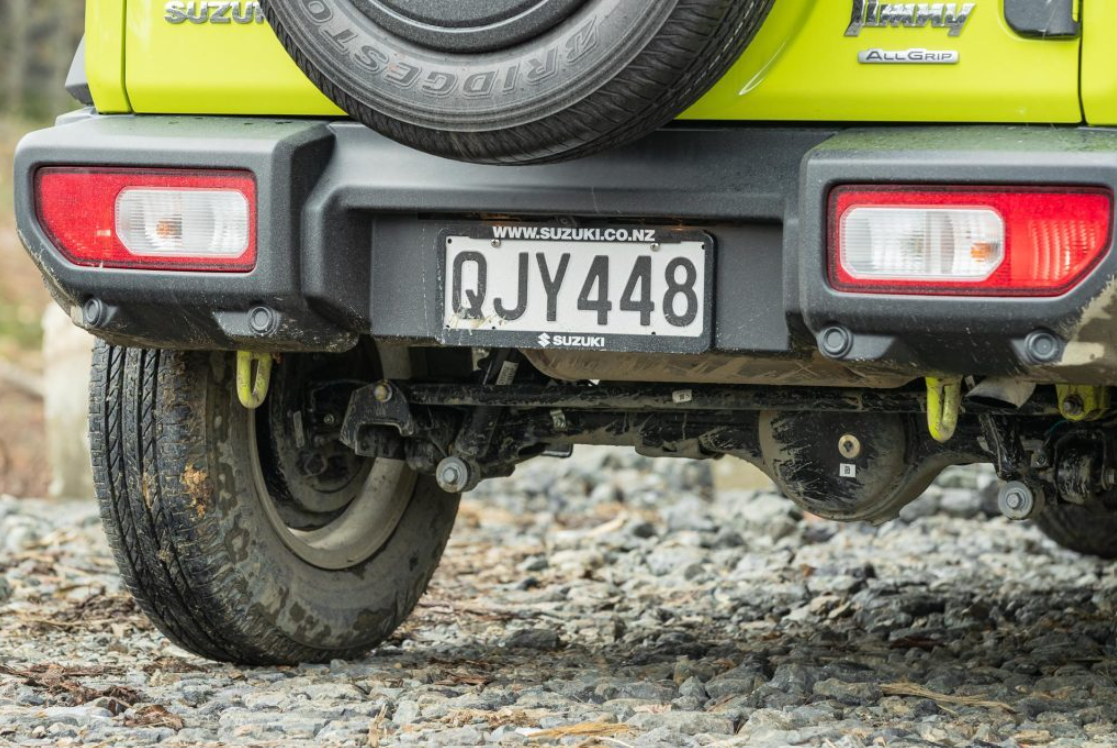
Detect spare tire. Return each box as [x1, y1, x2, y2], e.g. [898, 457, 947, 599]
[262, 0, 774, 164]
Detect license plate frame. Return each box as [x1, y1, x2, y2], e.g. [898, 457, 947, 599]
[437, 224, 714, 354]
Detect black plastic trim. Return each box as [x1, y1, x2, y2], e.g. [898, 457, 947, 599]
[1004, 0, 1079, 38]
[16, 115, 1117, 384]
[65, 38, 93, 106]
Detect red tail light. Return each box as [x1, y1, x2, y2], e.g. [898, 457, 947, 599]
[829, 186, 1113, 296]
[35, 167, 257, 272]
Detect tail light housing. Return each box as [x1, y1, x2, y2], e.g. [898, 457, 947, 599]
[35, 167, 257, 272]
[829, 186, 1113, 296]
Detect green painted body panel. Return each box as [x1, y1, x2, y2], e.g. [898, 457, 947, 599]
[680, 0, 1080, 122]
[86, 0, 131, 113]
[86, 0, 1111, 125]
[1082, 0, 1117, 125]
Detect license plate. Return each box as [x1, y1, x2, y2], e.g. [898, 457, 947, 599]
[439, 226, 713, 353]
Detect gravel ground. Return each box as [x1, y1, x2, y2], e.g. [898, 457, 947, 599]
[2, 448, 1117, 747]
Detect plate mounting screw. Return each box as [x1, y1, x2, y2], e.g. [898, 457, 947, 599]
[491, 239, 502, 247]
[838, 434, 862, 459]
[372, 381, 393, 403]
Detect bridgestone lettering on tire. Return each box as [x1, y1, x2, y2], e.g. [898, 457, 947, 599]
[89, 342, 458, 665]
[261, 0, 774, 164]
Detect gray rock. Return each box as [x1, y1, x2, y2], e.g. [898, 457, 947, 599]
[645, 546, 707, 577]
[505, 627, 563, 651]
[218, 710, 329, 740]
[663, 496, 717, 534]
[393, 699, 422, 725]
[428, 726, 486, 746]
[627, 711, 735, 735]
[611, 681, 678, 702]
[678, 677, 708, 701]
[705, 666, 768, 700]
[517, 556, 548, 572]
[812, 678, 883, 706]
[300, 683, 366, 701]
[737, 708, 796, 739]
[38, 706, 113, 727]
[767, 663, 819, 695]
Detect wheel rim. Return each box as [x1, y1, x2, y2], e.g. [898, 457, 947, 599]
[249, 348, 417, 571]
[353, 0, 588, 53]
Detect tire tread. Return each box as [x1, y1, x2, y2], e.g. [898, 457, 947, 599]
[1034, 504, 1117, 559]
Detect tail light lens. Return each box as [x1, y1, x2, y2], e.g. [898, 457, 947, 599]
[829, 187, 1113, 296]
[35, 168, 257, 272]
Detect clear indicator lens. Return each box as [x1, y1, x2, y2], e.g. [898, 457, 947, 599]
[115, 189, 250, 257]
[840, 207, 1004, 281]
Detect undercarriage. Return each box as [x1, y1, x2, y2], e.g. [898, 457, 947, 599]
[267, 346, 1117, 527]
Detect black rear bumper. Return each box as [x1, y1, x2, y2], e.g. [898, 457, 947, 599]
[15, 113, 1117, 384]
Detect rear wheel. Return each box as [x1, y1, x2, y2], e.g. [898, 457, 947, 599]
[89, 341, 458, 664]
[1034, 504, 1117, 559]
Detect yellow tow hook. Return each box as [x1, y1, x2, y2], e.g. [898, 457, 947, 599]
[1055, 384, 1110, 422]
[926, 376, 962, 443]
[236, 351, 273, 410]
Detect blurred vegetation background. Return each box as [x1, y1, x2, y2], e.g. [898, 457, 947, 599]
[0, 1, 86, 495]
[1, 0, 85, 121]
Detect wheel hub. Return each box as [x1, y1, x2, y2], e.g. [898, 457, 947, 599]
[354, 0, 589, 53]
[251, 348, 416, 570]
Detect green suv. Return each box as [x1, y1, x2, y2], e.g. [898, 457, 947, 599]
[14, 0, 1117, 664]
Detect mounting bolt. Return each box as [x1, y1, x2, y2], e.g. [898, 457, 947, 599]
[998, 481, 1041, 521]
[819, 325, 853, 359]
[838, 434, 862, 459]
[372, 381, 393, 403]
[323, 413, 338, 426]
[249, 306, 277, 335]
[1024, 330, 1061, 364]
[491, 239, 502, 248]
[436, 457, 472, 493]
[299, 453, 328, 479]
[1061, 394, 1085, 419]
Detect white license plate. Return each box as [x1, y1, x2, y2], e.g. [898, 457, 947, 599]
[440, 226, 712, 353]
